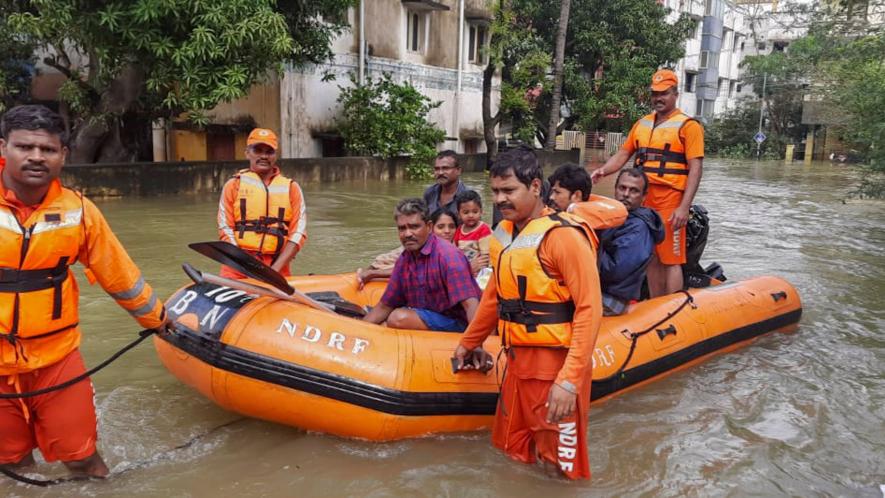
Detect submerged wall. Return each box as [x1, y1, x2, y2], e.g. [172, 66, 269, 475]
[60, 150, 580, 197]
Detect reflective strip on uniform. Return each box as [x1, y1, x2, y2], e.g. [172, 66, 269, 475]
[638, 118, 654, 128]
[110, 276, 145, 301]
[31, 208, 83, 235]
[0, 210, 22, 234]
[267, 185, 289, 194]
[655, 119, 687, 130]
[288, 182, 307, 246]
[493, 224, 512, 247]
[508, 232, 545, 251]
[239, 175, 264, 189]
[217, 190, 237, 244]
[127, 293, 158, 318]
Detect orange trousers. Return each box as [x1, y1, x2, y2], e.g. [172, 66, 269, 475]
[0, 349, 97, 463]
[491, 370, 592, 480]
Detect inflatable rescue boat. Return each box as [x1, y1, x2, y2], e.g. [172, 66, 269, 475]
[155, 272, 801, 441]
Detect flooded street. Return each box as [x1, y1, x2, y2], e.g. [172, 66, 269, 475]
[4, 159, 884, 497]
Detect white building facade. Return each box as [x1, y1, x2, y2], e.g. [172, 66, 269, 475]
[279, 0, 497, 159]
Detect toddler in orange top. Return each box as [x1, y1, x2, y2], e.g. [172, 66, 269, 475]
[452, 190, 492, 275]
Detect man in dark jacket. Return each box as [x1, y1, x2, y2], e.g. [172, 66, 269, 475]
[598, 168, 665, 315]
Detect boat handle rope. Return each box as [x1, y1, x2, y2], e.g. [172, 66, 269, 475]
[0, 329, 159, 400]
[1, 417, 245, 487]
[592, 290, 696, 385]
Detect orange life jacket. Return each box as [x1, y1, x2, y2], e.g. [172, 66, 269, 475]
[232, 170, 293, 256]
[490, 212, 597, 348]
[632, 111, 696, 191]
[0, 186, 84, 369]
[567, 194, 628, 230]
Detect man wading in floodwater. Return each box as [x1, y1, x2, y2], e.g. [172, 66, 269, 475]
[0, 105, 171, 478]
[453, 146, 602, 480]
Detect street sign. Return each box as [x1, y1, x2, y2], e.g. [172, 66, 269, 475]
[754, 132, 767, 144]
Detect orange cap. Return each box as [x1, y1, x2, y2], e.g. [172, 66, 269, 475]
[247, 128, 278, 151]
[651, 69, 678, 91]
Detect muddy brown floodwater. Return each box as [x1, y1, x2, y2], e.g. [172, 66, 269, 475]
[3, 159, 883, 497]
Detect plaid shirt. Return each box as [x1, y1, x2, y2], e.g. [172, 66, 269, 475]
[381, 234, 481, 323]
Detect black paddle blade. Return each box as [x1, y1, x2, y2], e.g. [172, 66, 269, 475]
[188, 241, 294, 295]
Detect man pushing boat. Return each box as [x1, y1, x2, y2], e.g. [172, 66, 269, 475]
[453, 146, 602, 480]
[0, 105, 171, 478]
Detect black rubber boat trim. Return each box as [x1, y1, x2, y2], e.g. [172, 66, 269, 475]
[158, 307, 801, 416]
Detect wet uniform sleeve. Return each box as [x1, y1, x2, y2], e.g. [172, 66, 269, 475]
[680, 120, 705, 160]
[459, 276, 500, 349]
[539, 228, 602, 391]
[217, 178, 238, 245]
[79, 198, 166, 329]
[286, 181, 307, 251]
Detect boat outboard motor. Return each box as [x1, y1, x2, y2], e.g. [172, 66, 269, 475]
[683, 205, 726, 288]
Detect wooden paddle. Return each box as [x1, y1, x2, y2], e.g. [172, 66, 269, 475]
[186, 242, 336, 314]
[188, 241, 294, 295]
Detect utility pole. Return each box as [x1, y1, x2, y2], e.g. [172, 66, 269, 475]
[756, 72, 767, 159]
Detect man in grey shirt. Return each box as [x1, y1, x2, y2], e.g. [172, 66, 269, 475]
[423, 150, 471, 216]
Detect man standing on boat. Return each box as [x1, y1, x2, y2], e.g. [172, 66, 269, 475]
[0, 105, 170, 478]
[217, 128, 307, 278]
[454, 146, 602, 480]
[423, 150, 471, 216]
[591, 69, 704, 297]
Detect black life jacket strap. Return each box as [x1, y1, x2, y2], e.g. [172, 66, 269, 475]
[497, 290, 576, 330]
[636, 144, 688, 176]
[0, 257, 70, 320]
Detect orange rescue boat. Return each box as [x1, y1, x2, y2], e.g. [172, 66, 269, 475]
[155, 273, 801, 441]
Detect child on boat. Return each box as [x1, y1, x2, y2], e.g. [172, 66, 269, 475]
[453, 190, 492, 276]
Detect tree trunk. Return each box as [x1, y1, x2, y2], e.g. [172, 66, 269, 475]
[482, 60, 500, 169]
[544, 0, 571, 151]
[68, 64, 144, 163]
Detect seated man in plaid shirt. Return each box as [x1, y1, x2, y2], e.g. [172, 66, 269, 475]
[363, 198, 481, 332]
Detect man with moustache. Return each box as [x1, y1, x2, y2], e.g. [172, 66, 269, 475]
[363, 198, 480, 332]
[591, 69, 704, 297]
[217, 128, 307, 278]
[0, 105, 170, 478]
[453, 146, 601, 480]
[423, 150, 471, 216]
[597, 168, 664, 315]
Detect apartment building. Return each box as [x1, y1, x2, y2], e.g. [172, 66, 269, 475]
[660, 0, 750, 121]
[167, 0, 496, 161]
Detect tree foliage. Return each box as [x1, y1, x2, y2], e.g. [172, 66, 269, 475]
[482, 0, 693, 153]
[0, 1, 35, 113]
[4, 0, 354, 163]
[337, 73, 445, 180]
[734, 0, 884, 194]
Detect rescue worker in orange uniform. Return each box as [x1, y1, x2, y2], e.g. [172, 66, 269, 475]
[0, 105, 170, 478]
[591, 69, 704, 297]
[217, 128, 307, 278]
[453, 146, 602, 480]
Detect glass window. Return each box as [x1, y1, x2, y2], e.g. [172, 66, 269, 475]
[468, 23, 488, 64]
[684, 72, 697, 93]
[406, 10, 426, 53]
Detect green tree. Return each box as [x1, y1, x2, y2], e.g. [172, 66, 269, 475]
[519, 0, 693, 140]
[337, 73, 445, 180]
[0, 1, 35, 113]
[5, 0, 354, 163]
[482, 0, 550, 163]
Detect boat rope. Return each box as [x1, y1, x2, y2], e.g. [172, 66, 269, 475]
[593, 290, 696, 385]
[0, 329, 157, 400]
[0, 418, 246, 487]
